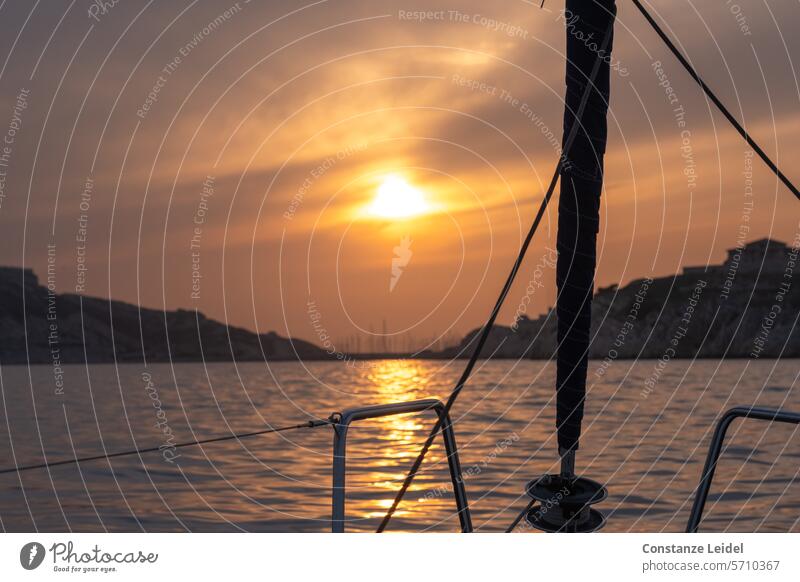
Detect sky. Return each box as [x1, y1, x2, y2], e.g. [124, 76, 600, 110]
[0, 0, 798, 351]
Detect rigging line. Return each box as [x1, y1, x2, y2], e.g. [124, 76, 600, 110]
[376, 17, 616, 534]
[0, 419, 331, 475]
[505, 498, 536, 533]
[631, 0, 800, 200]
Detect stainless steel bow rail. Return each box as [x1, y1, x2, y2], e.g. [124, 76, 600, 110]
[0, 398, 473, 533]
[686, 406, 800, 533]
[330, 399, 472, 533]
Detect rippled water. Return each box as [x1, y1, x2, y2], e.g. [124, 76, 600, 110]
[1, 359, 798, 532]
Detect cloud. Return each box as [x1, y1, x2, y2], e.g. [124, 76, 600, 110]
[0, 0, 797, 343]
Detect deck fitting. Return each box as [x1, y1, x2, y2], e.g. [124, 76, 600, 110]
[524, 474, 607, 533]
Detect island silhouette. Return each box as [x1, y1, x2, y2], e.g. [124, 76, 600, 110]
[0, 238, 796, 364]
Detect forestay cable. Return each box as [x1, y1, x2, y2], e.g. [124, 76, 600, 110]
[631, 0, 800, 200]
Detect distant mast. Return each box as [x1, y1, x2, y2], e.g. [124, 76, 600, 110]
[556, 0, 616, 465]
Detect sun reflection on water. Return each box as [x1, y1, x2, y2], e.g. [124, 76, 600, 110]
[365, 359, 432, 402]
[365, 361, 434, 460]
[350, 360, 448, 523]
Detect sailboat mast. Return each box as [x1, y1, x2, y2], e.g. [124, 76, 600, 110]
[556, 0, 616, 459]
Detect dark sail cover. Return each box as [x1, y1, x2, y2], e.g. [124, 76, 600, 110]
[556, 0, 616, 452]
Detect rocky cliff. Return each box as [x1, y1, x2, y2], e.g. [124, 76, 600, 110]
[0, 267, 328, 364]
[445, 238, 799, 360]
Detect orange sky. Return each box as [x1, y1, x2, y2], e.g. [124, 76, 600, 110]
[0, 1, 798, 350]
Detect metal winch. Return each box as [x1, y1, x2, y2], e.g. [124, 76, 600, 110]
[524, 450, 607, 533]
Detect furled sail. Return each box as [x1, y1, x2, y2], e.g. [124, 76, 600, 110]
[556, 0, 616, 457]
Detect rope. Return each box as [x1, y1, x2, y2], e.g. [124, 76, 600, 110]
[0, 419, 331, 475]
[631, 0, 800, 200]
[375, 16, 616, 534]
[505, 498, 536, 533]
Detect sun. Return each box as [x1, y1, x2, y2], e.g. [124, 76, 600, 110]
[368, 176, 430, 219]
